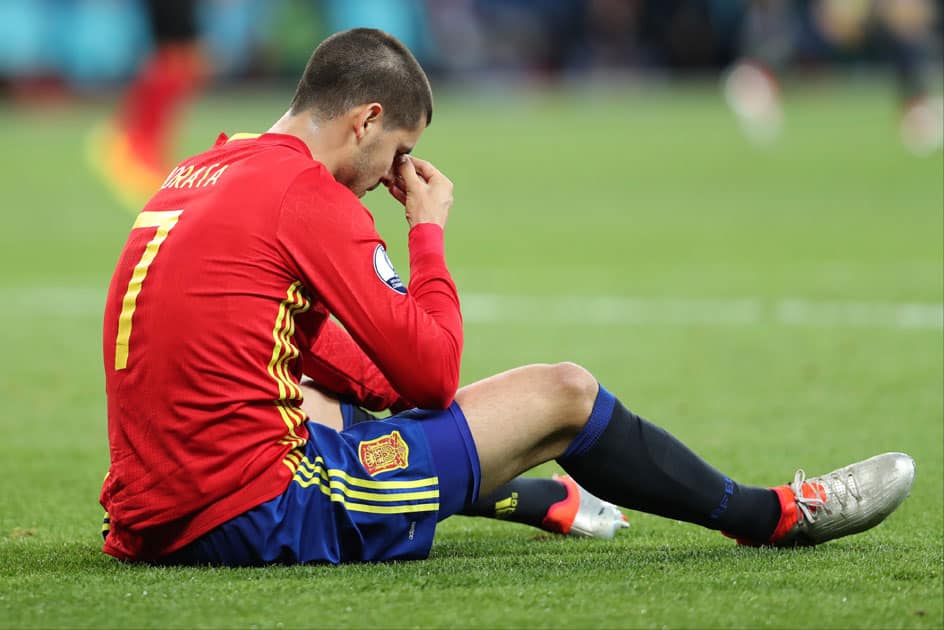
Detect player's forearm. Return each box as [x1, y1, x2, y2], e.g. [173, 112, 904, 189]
[303, 319, 410, 411]
[400, 222, 463, 408]
[407, 223, 462, 325]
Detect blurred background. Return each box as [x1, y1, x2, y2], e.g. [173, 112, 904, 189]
[1, 1, 942, 87]
[0, 0, 942, 158]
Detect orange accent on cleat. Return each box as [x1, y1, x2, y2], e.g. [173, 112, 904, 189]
[541, 476, 580, 535]
[728, 483, 826, 546]
[768, 481, 827, 544]
[768, 484, 799, 543]
[541, 475, 629, 538]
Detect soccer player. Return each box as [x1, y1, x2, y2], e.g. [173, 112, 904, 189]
[100, 28, 915, 565]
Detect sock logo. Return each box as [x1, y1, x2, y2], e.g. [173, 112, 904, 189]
[494, 492, 519, 518]
[710, 477, 735, 520]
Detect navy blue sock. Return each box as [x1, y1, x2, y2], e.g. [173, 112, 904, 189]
[461, 478, 567, 526]
[558, 386, 780, 542]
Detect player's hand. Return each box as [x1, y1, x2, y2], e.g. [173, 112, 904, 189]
[385, 156, 453, 229]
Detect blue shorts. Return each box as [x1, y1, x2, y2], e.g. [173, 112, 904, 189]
[163, 402, 480, 566]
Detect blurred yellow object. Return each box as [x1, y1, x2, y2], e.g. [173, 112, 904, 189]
[86, 122, 165, 212]
[814, 0, 871, 46]
[814, 0, 935, 44]
[877, 0, 936, 39]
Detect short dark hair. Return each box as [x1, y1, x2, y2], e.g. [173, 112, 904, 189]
[290, 28, 433, 129]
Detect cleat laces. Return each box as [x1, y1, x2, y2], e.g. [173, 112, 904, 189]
[791, 467, 862, 524]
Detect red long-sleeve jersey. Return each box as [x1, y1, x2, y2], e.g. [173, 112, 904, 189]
[100, 133, 462, 560]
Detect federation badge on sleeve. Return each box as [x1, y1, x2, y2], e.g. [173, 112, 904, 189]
[359, 430, 410, 475]
[373, 244, 407, 295]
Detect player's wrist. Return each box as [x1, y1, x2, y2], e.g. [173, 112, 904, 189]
[408, 218, 447, 230]
[408, 222, 445, 259]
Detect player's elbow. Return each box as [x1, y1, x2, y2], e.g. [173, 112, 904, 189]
[402, 351, 460, 410]
[413, 391, 454, 411]
[407, 372, 458, 410]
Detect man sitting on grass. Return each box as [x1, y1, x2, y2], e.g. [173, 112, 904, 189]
[99, 28, 914, 565]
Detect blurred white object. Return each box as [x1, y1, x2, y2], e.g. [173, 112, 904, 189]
[900, 95, 944, 156]
[722, 60, 784, 145]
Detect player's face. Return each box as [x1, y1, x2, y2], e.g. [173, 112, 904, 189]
[345, 120, 424, 199]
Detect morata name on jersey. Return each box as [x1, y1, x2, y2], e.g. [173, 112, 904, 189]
[160, 163, 230, 190]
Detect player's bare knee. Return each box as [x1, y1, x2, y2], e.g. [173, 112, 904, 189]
[548, 362, 598, 429]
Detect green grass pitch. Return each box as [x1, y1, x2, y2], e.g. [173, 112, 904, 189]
[0, 80, 941, 628]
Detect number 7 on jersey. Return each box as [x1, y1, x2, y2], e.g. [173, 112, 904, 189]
[114, 210, 183, 370]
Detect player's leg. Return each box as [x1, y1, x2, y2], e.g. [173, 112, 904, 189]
[299, 382, 346, 430]
[873, 0, 943, 154]
[460, 474, 628, 538]
[89, 0, 204, 208]
[301, 365, 914, 545]
[721, 0, 794, 144]
[122, 0, 203, 170]
[454, 362, 915, 546]
[298, 379, 627, 538]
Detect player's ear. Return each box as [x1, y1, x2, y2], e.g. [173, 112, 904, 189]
[354, 103, 384, 142]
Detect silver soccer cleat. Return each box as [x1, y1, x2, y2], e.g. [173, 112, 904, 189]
[773, 452, 916, 546]
[555, 475, 629, 540]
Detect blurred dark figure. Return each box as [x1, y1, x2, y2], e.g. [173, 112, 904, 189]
[634, 0, 743, 70]
[424, 0, 743, 77]
[472, 0, 587, 75]
[578, 0, 643, 71]
[90, 0, 205, 207]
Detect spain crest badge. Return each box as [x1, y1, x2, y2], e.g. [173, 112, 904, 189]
[358, 430, 410, 475]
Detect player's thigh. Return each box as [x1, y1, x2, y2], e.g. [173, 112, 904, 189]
[299, 379, 344, 430]
[454, 362, 597, 496]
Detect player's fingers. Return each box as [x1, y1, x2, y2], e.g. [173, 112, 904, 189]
[385, 180, 407, 206]
[396, 155, 423, 189]
[406, 156, 442, 182]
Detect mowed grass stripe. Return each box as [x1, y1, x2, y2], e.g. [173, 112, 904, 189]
[4, 286, 941, 330]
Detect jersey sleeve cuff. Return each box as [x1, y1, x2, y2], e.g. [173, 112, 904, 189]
[408, 223, 445, 260]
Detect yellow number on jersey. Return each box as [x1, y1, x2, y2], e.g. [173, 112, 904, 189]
[114, 210, 183, 370]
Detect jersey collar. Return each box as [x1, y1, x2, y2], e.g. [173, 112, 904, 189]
[213, 132, 312, 158]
